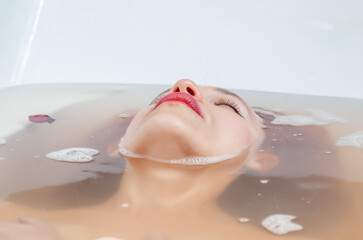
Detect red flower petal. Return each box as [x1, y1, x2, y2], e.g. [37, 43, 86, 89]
[29, 115, 55, 124]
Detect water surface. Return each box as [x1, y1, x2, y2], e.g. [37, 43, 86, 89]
[0, 83, 362, 240]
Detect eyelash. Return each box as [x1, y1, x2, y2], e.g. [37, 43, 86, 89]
[215, 99, 244, 118]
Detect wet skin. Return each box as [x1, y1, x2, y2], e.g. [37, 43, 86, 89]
[122, 79, 264, 162]
[0, 79, 283, 240]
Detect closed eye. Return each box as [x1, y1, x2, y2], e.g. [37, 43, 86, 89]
[215, 99, 244, 118]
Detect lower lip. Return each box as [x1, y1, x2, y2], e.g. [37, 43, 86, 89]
[153, 92, 202, 117]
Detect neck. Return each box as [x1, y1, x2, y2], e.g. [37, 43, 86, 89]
[111, 158, 237, 214]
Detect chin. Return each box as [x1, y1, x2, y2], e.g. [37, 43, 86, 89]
[122, 113, 201, 160]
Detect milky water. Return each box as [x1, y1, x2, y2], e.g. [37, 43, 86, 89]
[0, 83, 362, 240]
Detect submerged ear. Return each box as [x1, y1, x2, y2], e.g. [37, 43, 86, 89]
[245, 152, 279, 172]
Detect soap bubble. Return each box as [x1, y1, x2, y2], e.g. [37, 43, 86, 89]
[337, 131, 363, 149]
[119, 113, 129, 119]
[238, 218, 250, 223]
[259, 179, 270, 184]
[46, 147, 99, 163]
[261, 214, 303, 235]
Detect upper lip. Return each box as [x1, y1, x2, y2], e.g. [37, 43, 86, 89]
[153, 92, 202, 117]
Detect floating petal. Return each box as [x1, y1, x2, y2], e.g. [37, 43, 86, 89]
[29, 114, 55, 124]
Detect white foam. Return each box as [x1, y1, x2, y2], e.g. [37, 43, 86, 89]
[46, 147, 99, 163]
[238, 217, 250, 223]
[259, 179, 270, 184]
[254, 108, 347, 126]
[0, 157, 4, 161]
[336, 131, 363, 149]
[0, 138, 6, 145]
[121, 203, 129, 208]
[261, 214, 303, 235]
[119, 113, 129, 119]
[118, 138, 240, 165]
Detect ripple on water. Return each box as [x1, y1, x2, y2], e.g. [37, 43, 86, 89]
[46, 147, 99, 163]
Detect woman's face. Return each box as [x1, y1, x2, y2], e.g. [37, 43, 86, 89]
[121, 79, 263, 163]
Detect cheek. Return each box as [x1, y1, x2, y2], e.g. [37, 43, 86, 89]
[123, 108, 150, 138]
[214, 113, 253, 148]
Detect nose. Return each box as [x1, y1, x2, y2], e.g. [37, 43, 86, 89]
[171, 79, 203, 102]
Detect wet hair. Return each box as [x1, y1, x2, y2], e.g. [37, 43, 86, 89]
[218, 109, 349, 238]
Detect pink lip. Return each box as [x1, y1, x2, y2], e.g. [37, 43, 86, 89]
[153, 92, 202, 117]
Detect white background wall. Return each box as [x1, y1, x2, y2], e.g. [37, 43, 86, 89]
[1, 0, 362, 99]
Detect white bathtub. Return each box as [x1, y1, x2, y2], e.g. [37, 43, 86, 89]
[0, 0, 362, 99]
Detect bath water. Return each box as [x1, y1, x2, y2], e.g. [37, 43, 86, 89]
[0, 83, 362, 240]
